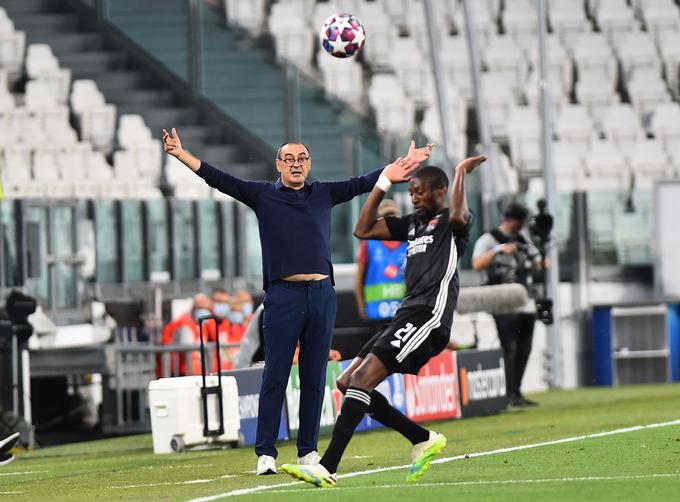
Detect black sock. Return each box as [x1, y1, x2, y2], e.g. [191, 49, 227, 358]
[320, 387, 371, 474]
[367, 390, 429, 445]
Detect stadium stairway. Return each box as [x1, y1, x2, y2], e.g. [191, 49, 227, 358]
[100, 0, 385, 181]
[2, 0, 267, 183]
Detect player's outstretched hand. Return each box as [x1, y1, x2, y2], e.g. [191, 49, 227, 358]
[383, 141, 434, 183]
[162, 128, 183, 158]
[456, 154, 486, 174]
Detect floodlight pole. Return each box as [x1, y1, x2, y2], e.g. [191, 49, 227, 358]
[462, 0, 499, 229]
[537, 0, 564, 389]
[422, 0, 455, 174]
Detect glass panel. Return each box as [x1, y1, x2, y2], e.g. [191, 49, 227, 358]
[95, 200, 118, 283]
[121, 201, 144, 282]
[173, 200, 196, 280]
[107, 0, 188, 81]
[52, 206, 78, 310]
[220, 200, 237, 278]
[146, 200, 169, 275]
[197, 199, 219, 273]
[586, 190, 653, 266]
[0, 201, 18, 287]
[244, 209, 262, 278]
[26, 206, 49, 304]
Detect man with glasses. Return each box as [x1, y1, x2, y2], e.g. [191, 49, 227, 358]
[162, 128, 432, 476]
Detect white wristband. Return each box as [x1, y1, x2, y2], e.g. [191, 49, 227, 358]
[376, 172, 392, 192]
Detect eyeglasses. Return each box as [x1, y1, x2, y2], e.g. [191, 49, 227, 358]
[278, 156, 310, 166]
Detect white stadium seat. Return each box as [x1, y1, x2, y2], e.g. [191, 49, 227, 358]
[356, 2, 398, 68]
[584, 140, 631, 190]
[224, 0, 266, 35]
[502, 0, 537, 53]
[555, 104, 598, 157]
[317, 50, 363, 108]
[650, 102, 680, 155]
[549, 0, 591, 51]
[596, 0, 639, 42]
[507, 106, 542, 175]
[615, 31, 661, 82]
[368, 73, 416, 136]
[575, 69, 619, 124]
[601, 103, 646, 155]
[627, 138, 674, 188]
[484, 35, 529, 95]
[269, 2, 315, 65]
[627, 68, 672, 120]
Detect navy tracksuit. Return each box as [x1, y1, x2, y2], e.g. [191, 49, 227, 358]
[196, 161, 380, 458]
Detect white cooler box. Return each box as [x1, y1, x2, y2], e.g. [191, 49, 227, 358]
[148, 375, 241, 454]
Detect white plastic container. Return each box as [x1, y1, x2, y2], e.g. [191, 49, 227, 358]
[148, 375, 241, 454]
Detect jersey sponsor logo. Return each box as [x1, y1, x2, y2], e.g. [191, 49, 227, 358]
[407, 234, 434, 257]
[390, 321, 418, 349]
[384, 263, 400, 279]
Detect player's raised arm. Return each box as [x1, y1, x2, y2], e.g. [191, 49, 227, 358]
[449, 154, 486, 231]
[354, 141, 433, 239]
[163, 128, 201, 172]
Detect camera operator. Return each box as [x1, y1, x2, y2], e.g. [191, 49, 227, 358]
[472, 202, 546, 408]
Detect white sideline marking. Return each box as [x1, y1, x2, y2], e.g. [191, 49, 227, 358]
[0, 470, 49, 476]
[186, 418, 680, 501]
[0, 491, 24, 495]
[242, 473, 680, 495]
[112, 475, 238, 489]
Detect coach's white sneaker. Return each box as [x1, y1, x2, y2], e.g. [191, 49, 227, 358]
[407, 431, 447, 482]
[256, 455, 277, 475]
[297, 451, 321, 465]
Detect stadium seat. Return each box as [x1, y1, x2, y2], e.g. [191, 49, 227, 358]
[614, 31, 661, 82]
[71, 80, 117, 152]
[527, 35, 573, 98]
[484, 35, 529, 95]
[440, 35, 474, 104]
[657, 31, 680, 99]
[524, 71, 569, 118]
[368, 73, 416, 136]
[355, 2, 398, 68]
[549, 0, 591, 51]
[627, 68, 672, 120]
[317, 50, 363, 108]
[224, 0, 266, 35]
[502, 0, 537, 53]
[268, 2, 315, 65]
[572, 33, 617, 83]
[421, 83, 467, 137]
[601, 103, 646, 156]
[649, 102, 680, 154]
[454, 0, 496, 48]
[595, 0, 639, 42]
[637, 0, 680, 41]
[552, 140, 589, 191]
[507, 106, 542, 175]
[402, 0, 451, 52]
[555, 104, 595, 153]
[420, 107, 466, 163]
[482, 72, 518, 140]
[584, 140, 631, 190]
[575, 69, 619, 125]
[390, 37, 432, 104]
[165, 155, 212, 199]
[627, 138, 674, 188]
[0, 9, 25, 76]
[25, 44, 71, 104]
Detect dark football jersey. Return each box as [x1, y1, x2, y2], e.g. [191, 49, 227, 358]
[384, 208, 470, 333]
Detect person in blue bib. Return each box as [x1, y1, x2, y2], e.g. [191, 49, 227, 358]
[355, 199, 407, 327]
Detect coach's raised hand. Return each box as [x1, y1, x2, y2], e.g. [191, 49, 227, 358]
[162, 127, 201, 171]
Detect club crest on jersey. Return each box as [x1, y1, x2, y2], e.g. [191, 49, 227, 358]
[426, 214, 441, 232]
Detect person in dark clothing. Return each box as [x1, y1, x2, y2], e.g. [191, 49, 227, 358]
[471, 202, 544, 408]
[280, 152, 486, 488]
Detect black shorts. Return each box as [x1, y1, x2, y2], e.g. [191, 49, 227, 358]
[356, 307, 449, 375]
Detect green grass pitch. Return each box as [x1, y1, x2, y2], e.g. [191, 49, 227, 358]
[2, 384, 679, 501]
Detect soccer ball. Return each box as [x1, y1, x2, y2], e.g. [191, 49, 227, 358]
[319, 13, 366, 58]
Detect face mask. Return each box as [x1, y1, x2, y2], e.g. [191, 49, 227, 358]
[242, 302, 254, 317]
[214, 302, 231, 320]
[229, 311, 245, 324]
[193, 308, 212, 323]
